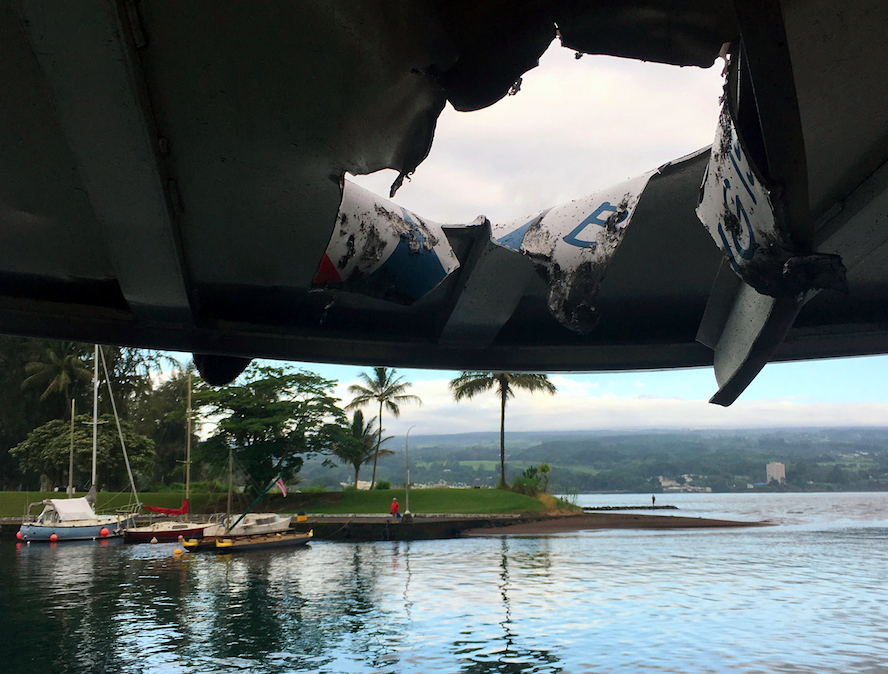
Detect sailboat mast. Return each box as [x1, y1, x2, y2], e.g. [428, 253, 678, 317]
[226, 446, 233, 531]
[186, 371, 192, 503]
[67, 399, 75, 497]
[91, 343, 98, 489]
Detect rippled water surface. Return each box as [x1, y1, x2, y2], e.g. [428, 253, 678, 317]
[2, 493, 887, 673]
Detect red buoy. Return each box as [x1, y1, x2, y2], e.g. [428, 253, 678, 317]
[16, 531, 22, 540]
[50, 534, 58, 542]
[100, 528, 110, 537]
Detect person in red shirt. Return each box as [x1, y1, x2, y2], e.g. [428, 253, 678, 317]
[391, 498, 400, 520]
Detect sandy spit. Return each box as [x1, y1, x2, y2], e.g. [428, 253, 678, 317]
[462, 512, 771, 536]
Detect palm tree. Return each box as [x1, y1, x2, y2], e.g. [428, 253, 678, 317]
[328, 411, 393, 487]
[346, 367, 421, 488]
[21, 341, 92, 417]
[449, 372, 556, 487]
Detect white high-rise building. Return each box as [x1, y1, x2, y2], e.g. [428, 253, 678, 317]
[766, 462, 786, 484]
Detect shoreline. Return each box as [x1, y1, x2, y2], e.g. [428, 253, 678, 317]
[462, 512, 772, 536]
[2, 512, 772, 542]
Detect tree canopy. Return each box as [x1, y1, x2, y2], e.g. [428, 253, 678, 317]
[10, 414, 154, 491]
[197, 365, 342, 493]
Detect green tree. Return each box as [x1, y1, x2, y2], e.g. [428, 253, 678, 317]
[10, 414, 154, 491]
[0, 337, 66, 487]
[97, 346, 181, 421]
[197, 365, 342, 494]
[449, 372, 556, 487]
[346, 367, 420, 488]
[130, 367, 200, 485]
[322, 411, 393, 487]
[21, 340, 92, 418]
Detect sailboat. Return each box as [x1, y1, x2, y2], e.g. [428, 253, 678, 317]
[17, 345, 139, 542]
[124, 371, 211, 543]
[183, 449, 308, 553]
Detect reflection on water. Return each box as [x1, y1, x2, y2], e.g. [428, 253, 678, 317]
[1, 493, 887, 673]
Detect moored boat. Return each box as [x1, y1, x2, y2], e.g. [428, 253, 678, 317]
[17, 497, 131, 542]
[18, 345, 141, 543]
[181, 443, 296, 552]
[124, 372, 212, 543]
[183, 529, 312, 553]
[200, 512, 292, 538]
[123, 519, 209, 543]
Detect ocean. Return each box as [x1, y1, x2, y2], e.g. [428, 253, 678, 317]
[1, 492, 886, 673]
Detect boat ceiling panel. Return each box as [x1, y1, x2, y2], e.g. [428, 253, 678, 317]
[785, 0, 888, 216]
[0, 6, 113, 282]
[0, 1, 887, 393]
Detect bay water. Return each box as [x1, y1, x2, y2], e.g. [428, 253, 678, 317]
[1, 492, 886, 673]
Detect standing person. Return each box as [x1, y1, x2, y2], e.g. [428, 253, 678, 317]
[652, 495, 656, 507]
[391, 497, 401, 520]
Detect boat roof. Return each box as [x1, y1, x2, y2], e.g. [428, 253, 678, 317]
[45, 498, 97, 521]
[2, 2, 887, 402]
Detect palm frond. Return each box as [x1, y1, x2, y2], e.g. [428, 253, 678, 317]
[449, 372, 496, 400]
[505, 373, 558, 395]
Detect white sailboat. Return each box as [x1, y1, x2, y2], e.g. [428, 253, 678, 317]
[18, 345, 138, 542]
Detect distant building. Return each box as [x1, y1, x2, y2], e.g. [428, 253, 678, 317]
[766, 462, 786, 484]
[658, 476, 712, 493]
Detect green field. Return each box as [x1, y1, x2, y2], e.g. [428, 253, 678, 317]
[458, 460, 600, 475]
[0, 488, 560, 518]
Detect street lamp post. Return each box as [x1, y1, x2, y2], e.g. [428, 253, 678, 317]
[405, 425, 415, 515]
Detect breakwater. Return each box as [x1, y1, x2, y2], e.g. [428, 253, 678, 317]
[582, 505, 678, 511]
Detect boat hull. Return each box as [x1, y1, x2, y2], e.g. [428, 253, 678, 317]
[184, 531, 312, 553]
[19, 516, 131, 542]
[123, 522, 209, 543]
[201, 513, 292, 538]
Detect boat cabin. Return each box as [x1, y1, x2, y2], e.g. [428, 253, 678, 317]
[29, 498, 97, 524]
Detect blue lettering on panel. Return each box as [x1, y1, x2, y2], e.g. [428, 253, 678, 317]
[562, 202, 627, 249]
[729, 141, 757, 206]
[719, 177, 756, 267]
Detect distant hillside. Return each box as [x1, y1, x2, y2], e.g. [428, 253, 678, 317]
[298, 427, 888, 493]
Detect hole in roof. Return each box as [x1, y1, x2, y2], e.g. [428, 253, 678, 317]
[349, 41, 725, 225]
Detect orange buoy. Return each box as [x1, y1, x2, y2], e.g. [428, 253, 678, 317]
[50, 534, 58, 542]
[100, 528, 110, 537]
[173, 548, 183, 556]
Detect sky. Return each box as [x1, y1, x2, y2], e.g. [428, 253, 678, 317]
[218, 42, 888, 437]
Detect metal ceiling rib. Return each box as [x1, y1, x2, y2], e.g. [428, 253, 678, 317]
[16, 0, 192, 324]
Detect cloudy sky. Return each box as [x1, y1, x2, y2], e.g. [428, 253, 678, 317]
[277, 41, 888, 437]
